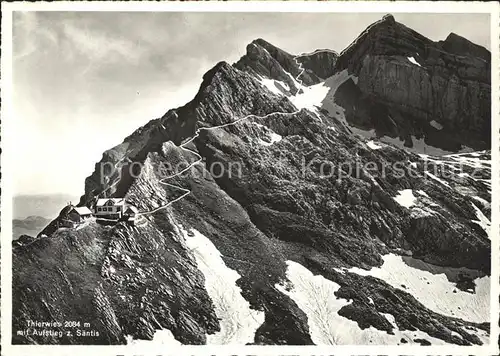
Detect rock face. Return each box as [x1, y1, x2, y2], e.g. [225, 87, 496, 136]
[332, 14, 490, 152]
[13, 15, 491, 347]
[439, 32, 491, 60]
[234, 39, 337, 93]
[296, 49, 338, 80]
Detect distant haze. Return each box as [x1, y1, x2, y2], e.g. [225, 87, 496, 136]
[12, 12, 491, 196]
[13, 194, 80, 220]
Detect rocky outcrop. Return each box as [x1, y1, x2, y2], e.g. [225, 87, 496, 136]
[81, 60, 295, 205]
[332, 14, 490, 152]
[440, 32, 491, 61]
[12, 219, 221, 345]
[234, 39, 336, 93]
[296, 49, 338, 81]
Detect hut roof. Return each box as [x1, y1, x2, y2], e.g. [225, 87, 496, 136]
[96, 198, 125, 207]
[73, 206, 92, 216]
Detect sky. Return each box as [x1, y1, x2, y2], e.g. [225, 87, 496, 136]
[12, 11, 491, 196]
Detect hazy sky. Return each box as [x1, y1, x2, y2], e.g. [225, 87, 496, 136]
[12, 12, 491, 196]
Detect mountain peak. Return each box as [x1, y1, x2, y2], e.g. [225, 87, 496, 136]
[203, 61, 232, 79]
[251, 38, 276, 48]
[196, 61, 235, 96]
[236, 37, 338, 89]
[442, 32, 490, 60]
[381, 13, 396, 24]
[335, 13, 435, 73]
[332, 12, 490, 153]
[249, 38, 287, 54]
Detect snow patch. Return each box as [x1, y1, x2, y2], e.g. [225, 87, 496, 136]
[348, 254, 490, 323]
[448, 154, 491, 169]
[472, 195, 490, 207]
[276, 260, 452, 345]
[408, 56, 422, 67]
[471, 202, 491, 238]
[276, 260, 348, 345]
[393, 189, 417, 208]
[182, 228, 265, 344]
[289, 81, 329, 113]
[258, 132, 282, 146]
[126, 329, 181, 346]
[366, 140, 382, 150]
[430, 120, 443, 130]
[259, 78, 285, 96]
[425, 171, 450, 187]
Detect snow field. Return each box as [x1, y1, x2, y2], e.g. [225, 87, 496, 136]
[276, 260, 456, 345]
[348, 254, 490, 323]
[182, 228, 265, 345]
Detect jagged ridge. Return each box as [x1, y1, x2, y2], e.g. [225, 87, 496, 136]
[330, 14, 490, 153]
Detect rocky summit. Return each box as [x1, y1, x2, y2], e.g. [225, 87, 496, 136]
[12, 15, 491, 346]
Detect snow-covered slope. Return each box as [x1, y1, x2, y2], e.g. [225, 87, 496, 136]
[182, 228, 265, 344]
[277, 260, 454, 345]
[348, 254, 490, 323]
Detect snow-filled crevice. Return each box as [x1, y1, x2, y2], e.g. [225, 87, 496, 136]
[471, 202, 491, 238]
[407, 56, 422, 67]
[181, 228, 265, 345]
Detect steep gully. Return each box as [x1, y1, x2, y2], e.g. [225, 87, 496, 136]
[99, 50, 334, 223]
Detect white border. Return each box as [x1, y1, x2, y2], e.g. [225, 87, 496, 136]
[1, 1, 499, 355]
[490, 2, 500, 356]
